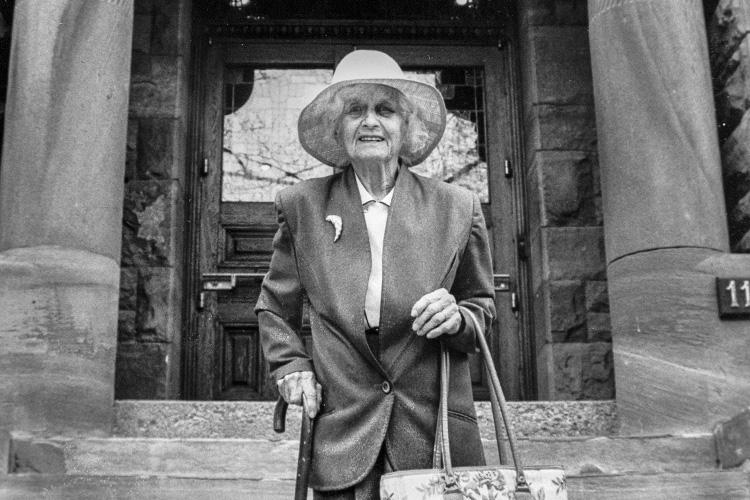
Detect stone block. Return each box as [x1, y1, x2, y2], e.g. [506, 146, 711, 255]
[722, 109, 750, 209]
[529, 225, 544, 291]
[532, 281, 551, 345]
[585, 280, 611, 341]
[3, 472, 750, 500]
[548, 280, 586, 342]
[132, 13, 152, 55]
[734, 228, 750, 252]
[129, 55, 184, 118]
[119, 266, 137, 312]
[529, 151, 600, 227]
[585, 280, 609, 312]
[51, 433, 714, 479]
[136, 117, 185, 179]
[525, 155, 543, 234]
[709, 0, 750, 76]
[0, 247, 119, 437]
[136, 267, 179, 342]
[714, 37, 750, 137]
[519, 0, 588, 26]
[552, 342, 614, 400]
[526, 104, 597, 154]
[121, 180, 180, 267]
[151, 0, 191, 56]
[535, 342, 554, 398]
[729, 190, 750, 248]
[586, 312, 611, 342]
[118, 266, 138, 341]
[118, 311, 137, 342]
[542, 227, 606, 281]
[0, 475, 298, 499]
[614, 346, 750, 436]
[611, 249, 750, 434]
[523, 26, 593, 106]
[112, 400, 617, 439]
[125, 119, 138, 182]
[11, 440, 65, 474]
[115, 341, 169, 399]
[714, 407, 750, 468]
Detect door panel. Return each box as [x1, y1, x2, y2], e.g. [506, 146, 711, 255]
[191, 41, 527, 400]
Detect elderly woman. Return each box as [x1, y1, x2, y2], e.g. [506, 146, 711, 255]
[255, 50, 496, 499]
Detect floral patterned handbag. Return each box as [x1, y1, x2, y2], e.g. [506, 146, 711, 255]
[380, 311, 568, 500]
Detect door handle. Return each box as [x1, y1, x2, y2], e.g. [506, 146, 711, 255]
[493, 273, 519, 313]
[493, 274, 510, 292]
[201, 272, 266, 291]
[198, 272, 267, 310]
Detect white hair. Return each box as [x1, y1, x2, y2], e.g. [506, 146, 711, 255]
[330, 84, 433, 167]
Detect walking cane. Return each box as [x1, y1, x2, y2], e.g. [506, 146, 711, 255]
[274, 396, 314, 500]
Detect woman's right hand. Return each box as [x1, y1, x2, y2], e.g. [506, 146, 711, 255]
[277, 371, 322, 419]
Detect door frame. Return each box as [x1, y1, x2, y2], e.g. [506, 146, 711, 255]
[181, 32, 535, 400]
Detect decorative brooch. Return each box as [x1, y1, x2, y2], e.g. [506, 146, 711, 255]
[325, 215, 342, 242]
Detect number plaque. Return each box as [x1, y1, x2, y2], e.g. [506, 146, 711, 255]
[716, 278, 750, 319]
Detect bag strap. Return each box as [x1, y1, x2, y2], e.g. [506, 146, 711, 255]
[437, 309, 531, 494]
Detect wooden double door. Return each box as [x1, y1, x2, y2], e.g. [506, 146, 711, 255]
[185, 40, 532, 401]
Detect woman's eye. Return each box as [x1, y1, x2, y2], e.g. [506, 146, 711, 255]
[346, 104, 363, 115]
[378, 105, 395, 116]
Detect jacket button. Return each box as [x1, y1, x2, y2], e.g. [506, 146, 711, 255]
[381, 381, 392, 394]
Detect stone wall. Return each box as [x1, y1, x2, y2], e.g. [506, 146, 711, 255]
[116, 0, 191, 399]
[518, 0, 613, 399]
[710, 0, 750, 252]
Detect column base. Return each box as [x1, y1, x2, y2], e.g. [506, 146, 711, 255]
[609, 248, 750, 435]
[0, 246, 119, 437]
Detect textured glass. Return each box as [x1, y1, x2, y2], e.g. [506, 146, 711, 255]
[408, 68, 488, 202]
[222, 68, 335, 202]
[222, 67, 488, 202]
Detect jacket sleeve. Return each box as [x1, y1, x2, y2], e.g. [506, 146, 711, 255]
[254, 192, 314, 380]
[443, 193, 496, 353]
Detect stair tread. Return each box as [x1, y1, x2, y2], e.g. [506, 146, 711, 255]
[12, 433, 718, 478]
[2, 470, 749, 500]
[114, 400, 617, 439]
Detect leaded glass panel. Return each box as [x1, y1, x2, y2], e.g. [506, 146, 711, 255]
[222, 66, 488, 202]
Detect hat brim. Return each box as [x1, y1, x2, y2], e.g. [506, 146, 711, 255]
[298, 79, 447, 168]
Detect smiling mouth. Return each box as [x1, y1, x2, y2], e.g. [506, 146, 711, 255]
[358, 136, 384, 142]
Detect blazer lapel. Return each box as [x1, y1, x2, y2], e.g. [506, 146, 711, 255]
[379, 166, 455, 374]
[322, 167, 383, 367]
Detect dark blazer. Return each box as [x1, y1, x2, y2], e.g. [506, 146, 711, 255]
[255, 165, 496, 491]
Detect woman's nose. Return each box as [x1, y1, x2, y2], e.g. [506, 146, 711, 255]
[361, 108, 379, 127]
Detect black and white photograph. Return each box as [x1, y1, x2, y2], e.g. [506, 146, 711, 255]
[0, 0, 749, 498]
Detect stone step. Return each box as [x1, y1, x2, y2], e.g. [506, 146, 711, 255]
[2, 470, 749, 500]
[113, 399, 618, 439]
[11, 433, 717, 479]
[0, 475, 297, 500]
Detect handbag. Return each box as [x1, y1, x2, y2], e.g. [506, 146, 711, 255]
[380, 310, 568, 500]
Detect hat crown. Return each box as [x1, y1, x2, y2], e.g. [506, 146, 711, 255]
[298, 49, 446, 167]
[331, 50, 406, 84]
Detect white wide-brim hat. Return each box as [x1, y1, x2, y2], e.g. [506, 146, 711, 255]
[298, 50, 447, 167]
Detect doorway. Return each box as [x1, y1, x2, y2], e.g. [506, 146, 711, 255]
[183, 40, 532, 400]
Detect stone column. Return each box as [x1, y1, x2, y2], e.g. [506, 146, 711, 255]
[0, 0, 133, 436]
[589, 0, 750, 434]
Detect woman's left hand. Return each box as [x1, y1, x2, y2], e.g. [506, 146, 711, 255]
[410, 288, 462, 339]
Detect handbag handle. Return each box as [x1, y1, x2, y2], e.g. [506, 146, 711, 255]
[437, 309, 531, 494]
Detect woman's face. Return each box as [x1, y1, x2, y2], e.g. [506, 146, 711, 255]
[336, 85, 407, 166]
